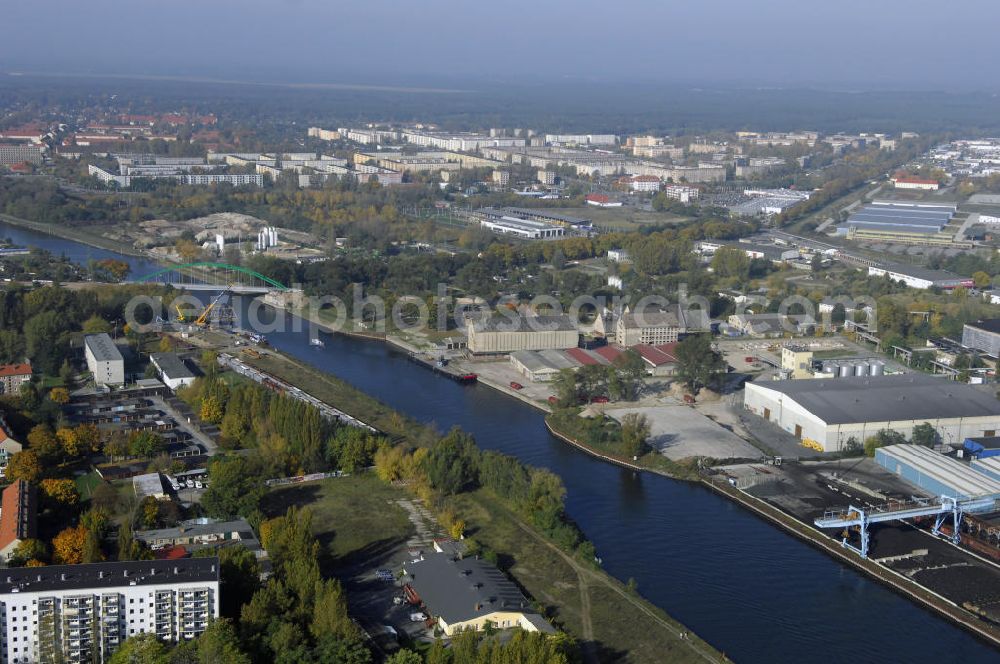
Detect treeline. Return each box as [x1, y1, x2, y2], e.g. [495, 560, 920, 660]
[180, 373, 384, 478]
[0, 284, 172, 375]
[376, 429, 596, 561]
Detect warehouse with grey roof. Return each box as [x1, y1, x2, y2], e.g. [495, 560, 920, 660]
[744, 374, 1000, 452]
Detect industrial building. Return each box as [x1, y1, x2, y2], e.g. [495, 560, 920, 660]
[891, 175, 940, 190]
[867, 262, 972, 290]
[962, 319, 1000, 357]
[84, 333, 125, 387]
[466, 315, 578, 354]
[971, 456, 1000, 483]
[0, 559, 219, 663]
[402, 548, 553, 636]
[477, 214, 565, 240]
[474, 207, 592, 230]
[875, 444, 1000, 500]
[744, 374, 1000, 452]
[838, 202, 957, 245]
[614, 309, 682, 346]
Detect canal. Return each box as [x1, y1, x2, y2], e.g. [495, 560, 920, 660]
[5, 219, 997, 663]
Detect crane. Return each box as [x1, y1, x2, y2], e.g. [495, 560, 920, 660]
[194, 286, 232, 327]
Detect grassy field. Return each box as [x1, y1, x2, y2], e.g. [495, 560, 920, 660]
[445, 489, 725, 664]
[556, 206, 689, 231]
[264, 474, 414, 570]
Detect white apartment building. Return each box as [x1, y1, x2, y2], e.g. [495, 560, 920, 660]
[661, 184, 700, 203]
[0, 559, 219, 664]
[84, 334, 125, 387]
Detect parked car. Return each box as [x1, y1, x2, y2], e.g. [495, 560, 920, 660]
[510, 382, 523, 390]
[409, 612, 428, 622]
[590, 396, 609, 403]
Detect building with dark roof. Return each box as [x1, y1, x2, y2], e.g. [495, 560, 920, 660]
[402, 550, 553, 636]
[744, 374, 1000, 452]
[149, 352, 196, 390]
[0, 558, 219, 663]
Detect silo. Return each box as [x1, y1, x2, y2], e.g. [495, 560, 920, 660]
[854, 362, 868, 377]
[269, 227, 278, 246]
[870, 361, 884, 376]
[838, 364, 852, 378]
[822, 360, 834, 375]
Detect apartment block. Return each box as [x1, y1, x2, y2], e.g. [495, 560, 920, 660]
[0, 559, 219, 664]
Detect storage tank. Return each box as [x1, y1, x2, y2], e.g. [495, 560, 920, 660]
[870, 361, 884, 376]
[854, 362, 868, 377]
[838, 364, 852, 378]
[822, 360, 834, 374]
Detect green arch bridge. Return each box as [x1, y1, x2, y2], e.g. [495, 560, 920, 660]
[132, 262, 289, 293]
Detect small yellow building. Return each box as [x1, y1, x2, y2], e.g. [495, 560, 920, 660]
[781, 344, 814, 379]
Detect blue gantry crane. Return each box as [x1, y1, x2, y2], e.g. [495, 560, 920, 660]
[814, 495, 997, 558]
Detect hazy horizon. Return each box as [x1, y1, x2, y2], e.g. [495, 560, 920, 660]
[3, 0, 1000, 92]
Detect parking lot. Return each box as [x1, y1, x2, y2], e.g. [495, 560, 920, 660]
[605, 400, 762, 461]
[344, 498, 442, 655]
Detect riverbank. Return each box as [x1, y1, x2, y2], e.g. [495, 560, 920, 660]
[0, 212, 149, 257]
[210, 340, 726, 662]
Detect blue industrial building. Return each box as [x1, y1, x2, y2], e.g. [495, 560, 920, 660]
[963, 436, 1000, 459]
[836, 201, 956, 240]
[875, 444, 1000, 500]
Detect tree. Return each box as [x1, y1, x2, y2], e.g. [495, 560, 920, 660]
[48, 387, 69, 404]
[864, 429, 906, 457]
[200, 395, 224, 424]
[423, 429, 479, 495]
[27, 424, 60, 463]
[5, 450, 42, 483]
[386, 651, 423, 664]
[620, 413, 651, 458]
[611, 349, 646, 401]
[192, 618, 251, 664]
[973, 271, 992, 289]
[711, 245, 751, 281]
[56, 426, 81, 458]
[52, 525, 88, 564]
[128, 431, 164, 458]
[911, 423, 939, 448]
[9, 539, 47, 567]
[202, 456, 266, 518]
[674, 334, 724, 393]
[843, 436, 863, 456]
[40, 478, 80, 506]
[107, 633, 170, 664]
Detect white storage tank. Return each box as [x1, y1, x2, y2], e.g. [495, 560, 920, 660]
[838, 364, 852, 378]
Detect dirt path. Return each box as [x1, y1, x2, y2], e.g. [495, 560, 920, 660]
[510, 518, 725, 664]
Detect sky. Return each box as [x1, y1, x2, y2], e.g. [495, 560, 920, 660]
[4, 0, 1000, 91]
